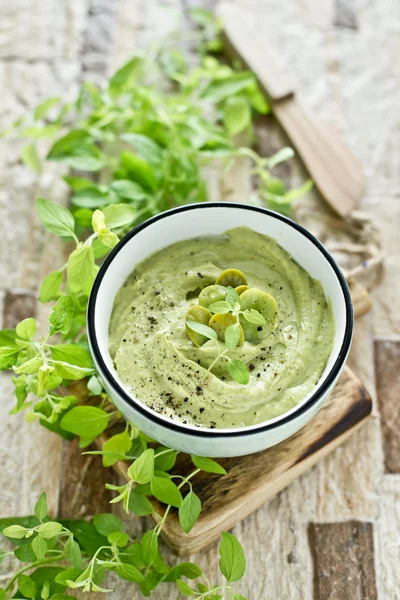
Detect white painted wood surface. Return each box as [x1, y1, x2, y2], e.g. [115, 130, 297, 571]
[0, 0, 399, 598]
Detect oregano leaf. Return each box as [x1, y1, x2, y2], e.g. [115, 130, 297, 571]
[219, 532, 246, 583]
[224, 323, 241, 350]
[185, 320, 217, 340]
[227, 360, 249, 385]
[36, 198, 75, 238]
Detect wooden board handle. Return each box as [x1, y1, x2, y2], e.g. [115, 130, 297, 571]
[217, 1, 365, 217]
[217, 1, 295, 101]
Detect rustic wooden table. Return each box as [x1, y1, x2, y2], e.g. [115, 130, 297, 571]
[0, 1, 398, 598]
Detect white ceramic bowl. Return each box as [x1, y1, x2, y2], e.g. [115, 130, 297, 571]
[87, 203, 353, 457]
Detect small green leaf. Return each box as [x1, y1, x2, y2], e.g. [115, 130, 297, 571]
[98, 229, 119, 249]
[93, 513, 123, 537]
[103, 431, 132, 467]
[14, 356, 43, 374]
[18, 574, 37, 599]
[109, 180, 146, 202]
[67, 245, 96, 295]
[0, 347, 20, 370]
[60, 406, 109, 438]
[103, 203, 137, 229]
[219, 532, 246, 583]
[241, 309, 265, 325]
[32, 534, 47, 560]
[224, 324, 241, 351]
[41, 580, 50, 600]
[279, 178, 313, 205]
[87, 375, 103, 396]
[0, 329, 18, 348]
[266, 147, 294, 169]
[21, 143, 41, 173]
[34, 492, 48, 521]
[150, 475, 183, 508]
[128, 489, 154, 517]
[191, 456, 227, 475]
[223, 97, 251, 136]
[66, 537, 82, 569]
[34, 97, 60, 120]
[141, 529, 158, 566]
[120, 151, 158, 192]
[179, 491, 201, 533]
[37, 521, 63, 539]
[176, 579, 195, 597]
[248, 82, 270, 114]
[186, 321, 217, 340]
[127, 448, 154, 484]
[202, 72, 255, 103]
[48, 296, 74, 335]
[116, 562, 145, 583]
[102, 431, 131, 467]
[163, 562, 202, 582]
[47, 130, 104, 171]
[37, 364, 53, 396]
[14, 544, 36, 563]
[2, 524, 28, 539]
[53, 361, 92, 380]
[121, 133, 163, 166]
[108, 531, 128, 547]
[225, 286, 241, 307]
[154, 447, 178, 472]
[54, 567, 81, 586]
[49, 344, 92, 368]
[71, 187, 117, 209]
[227, 360, 249, 385]
[91, 209, 106, 234]
[40, 270, 63, 303]
[36, 198, 75, 238]
[109, 56, 143, 95]
[64, 176, 94, 191]
[16, 318, 37, 340]
[207, 301, 232, 314]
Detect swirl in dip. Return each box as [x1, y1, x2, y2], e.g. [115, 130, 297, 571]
[109, 227, 335, 429]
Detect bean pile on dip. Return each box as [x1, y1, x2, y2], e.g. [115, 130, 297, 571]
[109, 227, 335, 429]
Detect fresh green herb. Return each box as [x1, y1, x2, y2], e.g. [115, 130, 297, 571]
[184, 269, 276, 384]
[0, 7, 310, 596]
[0, 491, 247, 598]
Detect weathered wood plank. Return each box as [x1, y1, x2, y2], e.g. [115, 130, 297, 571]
[100, 366, 371, 556]
[309, 521, 378, 599]
[58, 439, 116, 519]
[1, 0, 399, 598]
[374, 339, 400, 473]
[2, 289, 37, 327]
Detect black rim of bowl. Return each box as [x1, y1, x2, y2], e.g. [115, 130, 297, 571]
[87, 202, 354, 438]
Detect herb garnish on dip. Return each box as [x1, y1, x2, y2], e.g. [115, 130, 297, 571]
[109, 227, 335, 429]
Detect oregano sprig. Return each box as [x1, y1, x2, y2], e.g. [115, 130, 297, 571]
[0, 8, 309, 598]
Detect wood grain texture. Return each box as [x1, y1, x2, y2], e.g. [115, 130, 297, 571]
[100, 366, 372, 555]
[309, 521, 377, 599]
[0, 0, 399, 597]
[2, 289, 37, 327]
[58, 439, 116, 519]
[218, 0, 365, 217]
[374, 339, 400, 473]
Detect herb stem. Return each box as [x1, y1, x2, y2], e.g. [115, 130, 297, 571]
[5, 557, 66, 593]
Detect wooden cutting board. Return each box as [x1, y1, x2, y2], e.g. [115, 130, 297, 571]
[217, 1, 365, 218]
[99, 365, 371, 556]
